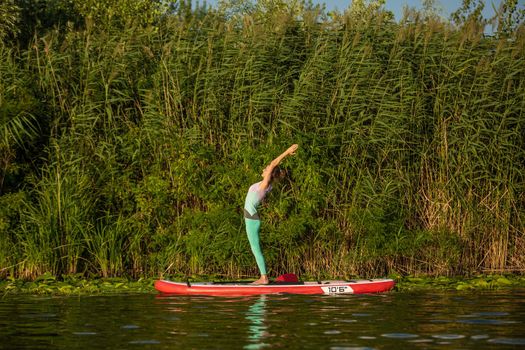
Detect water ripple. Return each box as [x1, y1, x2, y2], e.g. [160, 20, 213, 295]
[432, 334, 465, 340]
[471, 335, 490, 340]
[121, 324, 140, 329]
[381, 333, 419, 339]
[470, 312, 509, 317]
[488, 338, 525, 345]
[73, 331, 97, 336]
[408, 339, 434, 343]
[457, 319, 515, 325]
[429, 319, 453, 323]
[128, 340, 161, 344]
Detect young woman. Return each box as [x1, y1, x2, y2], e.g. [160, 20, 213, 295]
[244, 144, 298, 284]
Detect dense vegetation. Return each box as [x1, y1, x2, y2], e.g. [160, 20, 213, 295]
[1, 0, 524, 281]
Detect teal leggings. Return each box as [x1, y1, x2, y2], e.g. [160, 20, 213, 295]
[245, 218, 267, 275]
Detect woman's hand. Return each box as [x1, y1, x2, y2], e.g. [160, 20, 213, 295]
[287, 144, 298, 155]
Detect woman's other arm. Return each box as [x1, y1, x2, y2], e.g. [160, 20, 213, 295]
[259, 144, 298, 191]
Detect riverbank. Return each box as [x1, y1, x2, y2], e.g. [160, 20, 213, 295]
[2, 274, 525, 296]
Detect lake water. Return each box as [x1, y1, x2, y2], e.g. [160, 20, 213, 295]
[1, 289, 524, 349]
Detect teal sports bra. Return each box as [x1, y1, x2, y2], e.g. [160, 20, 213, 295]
[243, 182, 272, 220]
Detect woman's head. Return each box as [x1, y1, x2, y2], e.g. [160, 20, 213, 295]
[261, 165, 288, 183]
[270, 166, 287, 183]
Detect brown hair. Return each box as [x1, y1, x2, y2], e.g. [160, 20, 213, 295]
[271, 166, 287, 182]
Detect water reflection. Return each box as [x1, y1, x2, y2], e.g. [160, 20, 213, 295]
[488, 337, 525, 345]
[244, 295, 268, 350]
[1, 290, 524, 349]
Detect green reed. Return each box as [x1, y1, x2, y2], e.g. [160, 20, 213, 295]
[0, 0, 523, 280]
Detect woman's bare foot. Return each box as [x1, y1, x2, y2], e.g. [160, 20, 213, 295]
[252, 275, 269, 285]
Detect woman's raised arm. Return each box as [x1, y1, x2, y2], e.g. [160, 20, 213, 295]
[259, 144, 298, 191]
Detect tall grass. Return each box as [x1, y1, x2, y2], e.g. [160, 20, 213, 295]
[0, 1, 524, 279]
